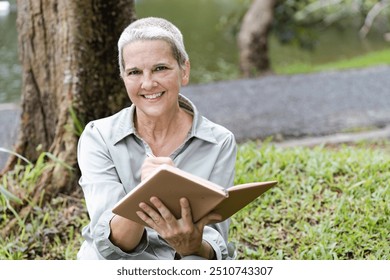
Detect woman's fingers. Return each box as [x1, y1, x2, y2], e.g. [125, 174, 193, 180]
[136, 209, 154, 226]
[137, 197, 176, 228]
[180, 197, 193, 223]
[136, 196, 211, 256]
[141, 157, 175, 181]
[198, 212, 223, 228]
[150, 197, 176, 224]
[179, 197, 221, 228]
[137, 201, 162, 227]
[147, 156, 174, 166]
[137, 196, 221, 231]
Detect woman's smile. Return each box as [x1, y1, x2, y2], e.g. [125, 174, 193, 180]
[142, 91, 165, 100]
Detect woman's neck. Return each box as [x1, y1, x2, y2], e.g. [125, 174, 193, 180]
[135, 107, 193, 156]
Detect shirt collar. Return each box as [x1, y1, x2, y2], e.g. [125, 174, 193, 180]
[112, 94, 218, 145]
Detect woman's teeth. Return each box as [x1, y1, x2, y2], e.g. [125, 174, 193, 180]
[144, 92, 163, 99]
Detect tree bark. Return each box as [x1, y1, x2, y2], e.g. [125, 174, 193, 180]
[1, 0, 135, 234]
[238, 0, 276, 77]
[359, 0, 390, 38]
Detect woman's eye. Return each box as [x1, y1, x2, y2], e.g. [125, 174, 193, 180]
[155, 66, 168, 72]
[127, 70, 141, 76]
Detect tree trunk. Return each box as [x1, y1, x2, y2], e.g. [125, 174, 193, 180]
[238, 0, 276, 77]
[1, 0, 135, 235]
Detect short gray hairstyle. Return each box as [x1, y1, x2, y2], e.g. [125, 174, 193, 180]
[118, 17, 189, 76]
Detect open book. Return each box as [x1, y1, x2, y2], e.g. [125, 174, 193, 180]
[112, 164, 277, 226]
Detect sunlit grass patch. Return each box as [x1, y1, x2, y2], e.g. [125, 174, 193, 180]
[274, 49, 390, 75]
[230, 141, 390, 259]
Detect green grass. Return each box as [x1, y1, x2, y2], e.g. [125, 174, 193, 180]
[1, 141, 389, 259]
[273, 48, 390, 75]
[0, 151, 87, 260]
[190, 47, 390, 84]
[0, 194, 87, 260]
[230, 141, 390, 260]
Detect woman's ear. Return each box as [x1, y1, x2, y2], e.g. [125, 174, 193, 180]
[181, 60, 191, 86]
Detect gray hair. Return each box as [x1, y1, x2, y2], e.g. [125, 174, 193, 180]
[118, 17, 189, 76]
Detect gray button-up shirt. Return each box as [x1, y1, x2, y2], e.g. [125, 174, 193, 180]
[77, 95, 237, 260]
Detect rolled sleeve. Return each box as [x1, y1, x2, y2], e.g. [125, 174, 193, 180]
[93, 210, 149, 259]
[203, 226, 229, 260]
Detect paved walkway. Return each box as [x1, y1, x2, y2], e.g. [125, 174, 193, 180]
[1, 65, 390, 168]
[182, 65, 390, 142]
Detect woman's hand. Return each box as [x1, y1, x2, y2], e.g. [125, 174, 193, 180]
[136, 196, 222, 259]
[141, 156, 174, 181]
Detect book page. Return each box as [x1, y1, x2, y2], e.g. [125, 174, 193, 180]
[212, 181, 277, 220]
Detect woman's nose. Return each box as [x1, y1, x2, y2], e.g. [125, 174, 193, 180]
[141, 74, 156, 90]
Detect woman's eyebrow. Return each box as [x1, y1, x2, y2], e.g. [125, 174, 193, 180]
[125, 66, 140, 72]
[153, 62, 169, 67]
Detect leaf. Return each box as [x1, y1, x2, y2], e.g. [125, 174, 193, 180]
[0, 147, 32, 165]
[0, 184, 23, 205]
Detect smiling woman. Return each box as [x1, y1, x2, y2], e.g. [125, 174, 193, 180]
[121, 40, 192, 156]
[77, 17, 238, 260]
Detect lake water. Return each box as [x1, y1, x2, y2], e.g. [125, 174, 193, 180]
[0, 0, 389, 103]
[0, 10, 20, 103]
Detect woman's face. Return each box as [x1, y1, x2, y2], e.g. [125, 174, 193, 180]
[121, 40, 190, 119]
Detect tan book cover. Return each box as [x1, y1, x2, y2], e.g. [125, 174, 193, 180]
[112, 164, 277, 226]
